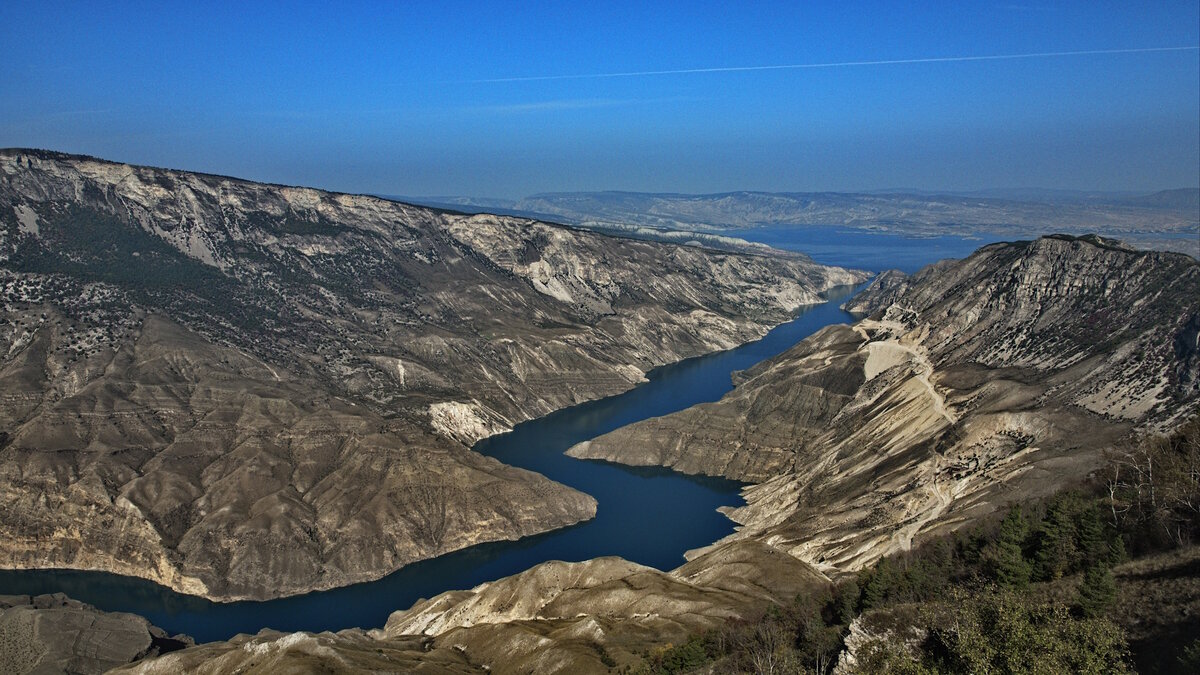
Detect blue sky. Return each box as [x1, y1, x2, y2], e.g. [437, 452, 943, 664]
[1, 1, 1197, 197]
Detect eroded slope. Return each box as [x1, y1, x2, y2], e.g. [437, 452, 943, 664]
[0, 149, 866, 600]
[571, 235, 1200, 574]
[112, 541, 829, 675]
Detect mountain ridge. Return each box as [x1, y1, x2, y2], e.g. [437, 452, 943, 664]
[105, 232, 1200, 674]
[429, 189, 1199, 258]
[0, 150, 865, 601]
[571, 234, 1200, 574]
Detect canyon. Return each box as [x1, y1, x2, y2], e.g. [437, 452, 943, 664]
[2, 151, 1198, 673]
[112, 234, 1199, 674]
[0, 150, 865, 603]
[572, 235, 1199, 575]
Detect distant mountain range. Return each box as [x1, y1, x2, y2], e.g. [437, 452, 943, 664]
[403, 187, 1200, 214]
[396, 188, 1200, 257]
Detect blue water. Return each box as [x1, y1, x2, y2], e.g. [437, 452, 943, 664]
[0, 227, 996, 644]
[0, 283, 868, 644]
[727, 225, 1004, 274]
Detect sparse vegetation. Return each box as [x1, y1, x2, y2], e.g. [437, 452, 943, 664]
[632, 419, 1199, 674]
[1102, 416, 1200, 553]
[858, 589, 1131, 674]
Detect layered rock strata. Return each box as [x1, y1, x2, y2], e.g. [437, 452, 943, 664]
[0, 149, 866, 600]
[571, 235, 1200, 573]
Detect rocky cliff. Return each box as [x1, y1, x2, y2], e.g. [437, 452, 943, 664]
[570, 235, 1200, 574]
[0, 593, 188, 674]
[111, 541, 828, 675]
[97, 237, 1199, 674]
[0, 149, 866, 601]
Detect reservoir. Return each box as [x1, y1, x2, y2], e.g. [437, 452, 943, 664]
[726, 224, 1003, 274]
[0, 283, 864, 643]
[0, 229, 977, 644]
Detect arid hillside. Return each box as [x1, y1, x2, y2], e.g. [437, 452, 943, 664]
[0, 149, 865, 601]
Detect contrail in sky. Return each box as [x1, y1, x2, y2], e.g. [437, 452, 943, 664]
[466, 46, 1199, 83]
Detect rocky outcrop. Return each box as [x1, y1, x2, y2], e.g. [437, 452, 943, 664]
[568, 322, 868, 483]
[832, 607, 928, 675]
[841, 268, 912, 317]
[571, 235, 1200, 575]
[0, 593, 189, 674]
[0, 149, 867, 601]
[382, 540, 827, 640]
[112, 541, 829, 675]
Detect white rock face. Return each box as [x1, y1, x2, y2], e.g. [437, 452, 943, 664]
[428, 400, 511, 446]
[833, 614, 928, 675]
[573, 236, 1200, 577]
[384, 558, 655, 637]
[14, 204, 38, 235]
[241, 631, 327, 657]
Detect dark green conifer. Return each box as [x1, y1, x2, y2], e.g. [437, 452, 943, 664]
[1035, 497, 1079, 580]
[861, 557, 896, 609]
[833, 579, 860, 625]
[992, 506, 1032, 589]
[1076, 504, 1124, 569]
[1077, 563, 1117, 618]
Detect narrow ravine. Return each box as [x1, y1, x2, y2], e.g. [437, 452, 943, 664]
[0, 283, 866, 644]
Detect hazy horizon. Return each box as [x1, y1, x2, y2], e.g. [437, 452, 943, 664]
[3, 146, 1195, 203]
[2, 2, 1198, 199]
[398, 185, 1197, 202]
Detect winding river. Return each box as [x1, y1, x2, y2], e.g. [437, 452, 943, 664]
[0, 233, 995, 644]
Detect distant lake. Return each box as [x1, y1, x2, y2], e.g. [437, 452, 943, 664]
[726, 225, 1004, 273]
[0, 232, 987, 644]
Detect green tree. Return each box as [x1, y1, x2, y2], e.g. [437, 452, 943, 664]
[1179, 639, 1200, 672]
[990, 506, 1032, 589]
[1076, 563, 1117, 618]
[796, 596, 844, 674]
[832, 579, 861, 625]
[636, 634, 710, 674]
[1075, 503, 1125, 569]
[1034, 496, 1080, 580]
[861, 557, 899, 610]
[855, 634, 938, 674]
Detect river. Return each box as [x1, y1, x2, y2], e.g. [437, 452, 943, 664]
[0, 231, 976, 644]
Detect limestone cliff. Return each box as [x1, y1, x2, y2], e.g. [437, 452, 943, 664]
[0, 149, 866, 601]
[570, 235, 1200, 574]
